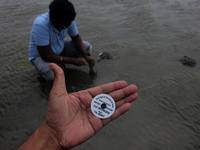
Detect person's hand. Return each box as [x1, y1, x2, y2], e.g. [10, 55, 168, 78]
[17, 63, 138, 150]
[46, 63, 138, 149]
[70, 58, 86, 66]
[84, 55, 95, 68]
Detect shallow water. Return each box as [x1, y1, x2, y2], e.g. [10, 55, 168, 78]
[0, 0, 200, 149]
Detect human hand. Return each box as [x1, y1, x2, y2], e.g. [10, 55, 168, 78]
[70, 58, 86, 66]
[45, 63, 138, 149]
[84, 55, 95, 68]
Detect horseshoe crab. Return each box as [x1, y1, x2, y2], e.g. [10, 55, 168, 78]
[97, 52, 113, 62]
[180, 56, 196, 67]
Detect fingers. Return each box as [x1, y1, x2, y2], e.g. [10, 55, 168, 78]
[87, 81, 137, 125]
[102, 84, 137, 125]
[88, 58, 95, 68]
[115, 92, 138, 108]
[102, 103, 132, 125]
[75, 58, 85, 66]
[49, 63, 68, 95]
[89, 61, 95, 68]
[109, 84, 138, 103]
[87, 81, 137, 101]
[87, 81, 128, 98]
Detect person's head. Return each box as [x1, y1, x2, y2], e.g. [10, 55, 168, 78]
[49, 0, 76, 30]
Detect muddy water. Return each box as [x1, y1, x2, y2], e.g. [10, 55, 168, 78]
[0, 0, 200, 149]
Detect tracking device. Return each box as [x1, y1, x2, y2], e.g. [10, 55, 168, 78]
[91, 94, 116, 119]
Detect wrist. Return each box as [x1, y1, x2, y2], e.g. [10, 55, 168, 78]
[38, 121, 62, 150]
[70, 57, 74, 64]
[35, 121, 62, 150]
[17, 121, 61, 150]
[83, 54, 90, 59]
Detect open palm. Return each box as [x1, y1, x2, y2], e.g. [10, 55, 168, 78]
[46, 63, 138, 149]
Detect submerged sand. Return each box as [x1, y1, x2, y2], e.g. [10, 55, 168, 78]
[0, 0, 200, 149]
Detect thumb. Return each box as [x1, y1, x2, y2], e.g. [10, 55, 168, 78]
[49, 63, 68, 95]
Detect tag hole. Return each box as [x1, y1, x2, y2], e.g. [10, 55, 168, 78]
[101, 103, 106, 109]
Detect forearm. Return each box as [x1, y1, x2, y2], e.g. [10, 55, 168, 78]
[71, 34, 87, 55]
[37, 45, 73, 64]
[71, 34, 95, 68]
[42, 53, 72, 64]
[17, 121, 62, 150]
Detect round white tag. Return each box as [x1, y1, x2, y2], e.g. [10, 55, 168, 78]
[91, 94, 116, 119]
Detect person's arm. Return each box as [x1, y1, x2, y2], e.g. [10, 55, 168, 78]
[17, 63, 138, 150]
[71, 34, 95, 68]
[17, 122, 61, 150]
[71, 34, 87, 54]
[37, 45, 85, 66]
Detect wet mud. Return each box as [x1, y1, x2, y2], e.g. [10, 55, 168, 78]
[0, 0, 200, 150]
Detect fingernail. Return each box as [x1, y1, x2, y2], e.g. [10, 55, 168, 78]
[49, 64, 53, 70]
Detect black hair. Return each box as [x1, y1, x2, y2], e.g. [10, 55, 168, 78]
[49, 0, 76, 24]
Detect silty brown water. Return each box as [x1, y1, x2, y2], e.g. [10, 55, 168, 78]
[0, 0, 200, 149]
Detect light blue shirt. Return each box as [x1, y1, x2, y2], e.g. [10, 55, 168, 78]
[29, 11, 79, 65]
